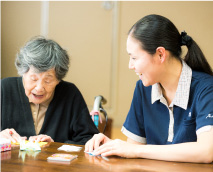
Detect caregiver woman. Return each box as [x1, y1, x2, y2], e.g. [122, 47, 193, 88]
[85, 14, 213, 163]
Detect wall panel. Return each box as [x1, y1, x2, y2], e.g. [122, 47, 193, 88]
[2, 1, 213, 127]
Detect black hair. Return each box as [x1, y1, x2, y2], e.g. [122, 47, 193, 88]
[128, 14, 213, 76]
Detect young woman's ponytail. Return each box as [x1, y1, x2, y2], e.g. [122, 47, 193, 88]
[181, 31, 213, 76]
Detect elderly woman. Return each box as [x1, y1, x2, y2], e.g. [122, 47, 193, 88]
[1, 36, 99, 144]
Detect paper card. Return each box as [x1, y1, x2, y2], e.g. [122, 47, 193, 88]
[57, 145, 82, 152]
[47, 153, 78, 162]
[84, 151, 109, 161]
[84, 151, 96, 156]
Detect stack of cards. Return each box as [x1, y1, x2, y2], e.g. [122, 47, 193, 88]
[47, 153, 78, 163]
[0, 138, 11, 152]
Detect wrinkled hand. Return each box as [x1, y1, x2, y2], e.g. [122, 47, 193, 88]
[0, 128, 26, 143]
[85, 133, 111, 152]
[29, 134, 54, 142]
[93, 139, 139, 158]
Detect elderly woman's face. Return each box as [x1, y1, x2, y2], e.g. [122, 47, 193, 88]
[22, 67, 60, 104]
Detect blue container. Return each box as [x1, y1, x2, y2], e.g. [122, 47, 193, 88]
[93, 115, 99, 128]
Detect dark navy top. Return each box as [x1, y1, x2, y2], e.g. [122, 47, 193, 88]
[122, 64, 213, 145]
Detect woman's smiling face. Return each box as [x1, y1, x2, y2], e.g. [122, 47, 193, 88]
[22, 67, 59, 104]
[127, 36, 161, 87]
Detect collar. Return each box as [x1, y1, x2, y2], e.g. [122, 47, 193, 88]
[151, 60, 192, 110]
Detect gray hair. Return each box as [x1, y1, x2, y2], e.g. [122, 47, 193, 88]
[15, 36, 70, 80]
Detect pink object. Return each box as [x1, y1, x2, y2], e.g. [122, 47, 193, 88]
[0, 138, 11, 152]
[90, 110, 102, 123]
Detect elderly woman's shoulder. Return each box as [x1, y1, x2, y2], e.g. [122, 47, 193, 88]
[1, 77, 21, 86]
[55, 80, 84, 98]
[58, 80, 75, 86]
[57, 80, 80, 91]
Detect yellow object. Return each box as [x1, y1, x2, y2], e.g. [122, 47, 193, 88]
[12, 140, 47, 147]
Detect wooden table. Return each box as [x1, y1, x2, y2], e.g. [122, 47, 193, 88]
[1, 142, 212, 172]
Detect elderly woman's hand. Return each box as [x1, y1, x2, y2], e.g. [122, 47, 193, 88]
[0, 128, 26, 143]
[29, 134, 54, 142]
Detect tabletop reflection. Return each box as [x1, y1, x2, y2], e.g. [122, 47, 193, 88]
[1, 150, 11, 160]
[18, 150, 41, 162]
[85, 153, 213, 172]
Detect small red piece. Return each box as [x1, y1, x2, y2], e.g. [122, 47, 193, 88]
[9, 131, 13, 136]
